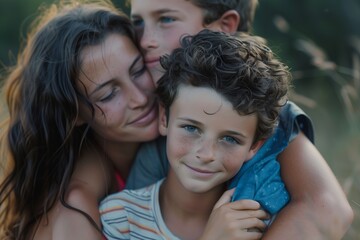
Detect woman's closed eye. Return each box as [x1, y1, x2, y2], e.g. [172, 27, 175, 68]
[99, 88, 118, 103]
[132, 65, 147, 79]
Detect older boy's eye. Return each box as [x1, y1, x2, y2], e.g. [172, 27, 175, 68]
[132, 18, 144, 28]
[159, 16, 175, 24]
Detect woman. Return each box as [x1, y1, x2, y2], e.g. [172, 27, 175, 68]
[0, 0, 159, 239]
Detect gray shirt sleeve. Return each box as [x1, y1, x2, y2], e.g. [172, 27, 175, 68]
[280, 101, 314, 143]
[125, 136, 169, 189]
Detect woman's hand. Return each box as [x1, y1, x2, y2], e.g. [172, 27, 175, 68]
[200, 189, 269, 240]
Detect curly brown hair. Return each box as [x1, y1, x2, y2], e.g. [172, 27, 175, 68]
[156, 29, 291, 143]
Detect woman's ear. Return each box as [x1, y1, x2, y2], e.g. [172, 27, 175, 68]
[75, 116, 85, 126]
[158, 104, 168, 136]
[212, 10, 240, 34]
[245, 139, 265, 162]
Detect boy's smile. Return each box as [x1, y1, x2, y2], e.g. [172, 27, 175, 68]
[160, 85, 261, 193]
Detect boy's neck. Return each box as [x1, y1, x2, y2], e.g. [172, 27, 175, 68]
[160, 170, 226, 240]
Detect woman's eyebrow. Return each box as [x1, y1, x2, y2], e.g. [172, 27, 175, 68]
[89, 79, 115, 96]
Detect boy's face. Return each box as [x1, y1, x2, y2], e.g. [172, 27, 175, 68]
[159, 85, 261, 193]
[131, 0, 213, 83]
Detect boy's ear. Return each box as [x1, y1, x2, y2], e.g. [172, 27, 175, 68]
[244, 139, 265, 162]
[214, 10, 240, 34]
[158, 104, 168, 136]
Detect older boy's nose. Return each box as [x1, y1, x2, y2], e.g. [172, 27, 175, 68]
[140, 24, 159, 50]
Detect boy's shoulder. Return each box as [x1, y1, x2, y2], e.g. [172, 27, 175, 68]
[100, 180, 170, 239]
[100, 179, 164, 211]
[279, 101, 314, 143]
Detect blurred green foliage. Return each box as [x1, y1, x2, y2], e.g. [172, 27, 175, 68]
[0, 0, 359, 239]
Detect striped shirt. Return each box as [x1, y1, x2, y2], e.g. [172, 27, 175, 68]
[100, 179, 180, 240]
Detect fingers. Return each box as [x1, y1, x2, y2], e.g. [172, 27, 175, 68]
[214, 189, 262, 211]
[229, 199, 261, 211]
[241, 217, 268, 232]
[213, 188, 235, 209]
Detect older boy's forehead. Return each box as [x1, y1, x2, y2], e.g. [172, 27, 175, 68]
[131, 0, 202, 15]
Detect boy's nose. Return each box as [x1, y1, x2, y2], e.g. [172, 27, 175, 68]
[196, 139, 216, 163]
[140, 24, 159, 50]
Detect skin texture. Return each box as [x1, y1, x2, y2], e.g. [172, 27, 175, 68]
[130, 0, 354, 238]
[158, 86, 266, 240]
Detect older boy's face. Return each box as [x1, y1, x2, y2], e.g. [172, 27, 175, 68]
[131, 0, 207, 83]
[161, 86, 260, 193]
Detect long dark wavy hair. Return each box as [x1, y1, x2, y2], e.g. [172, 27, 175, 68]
[0, 1, 136, 239]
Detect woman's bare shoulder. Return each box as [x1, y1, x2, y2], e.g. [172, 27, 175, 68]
[33, 147, 112, 240]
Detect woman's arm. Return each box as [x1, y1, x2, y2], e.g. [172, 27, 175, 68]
[263, 132, 354, 239]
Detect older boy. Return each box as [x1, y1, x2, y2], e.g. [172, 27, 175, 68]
[101, 30, 289, 240]
[126, 0, 353, 239]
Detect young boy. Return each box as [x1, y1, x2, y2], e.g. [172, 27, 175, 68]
[100, 30, 290, 240]
[126, 1, 353, 239]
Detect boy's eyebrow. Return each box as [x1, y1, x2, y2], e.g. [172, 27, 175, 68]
[156, 9, 179, 14]
[178, 117, 203, 126]
[131, 8, 179, 18]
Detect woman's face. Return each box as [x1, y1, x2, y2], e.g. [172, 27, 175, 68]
[77, 33, 159, 143]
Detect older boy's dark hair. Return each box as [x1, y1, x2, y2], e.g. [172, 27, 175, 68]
[157, 29, 291, 143]
[191, 0, 258, 32]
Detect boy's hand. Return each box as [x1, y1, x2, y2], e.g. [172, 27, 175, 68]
[199, 189, 269, 240]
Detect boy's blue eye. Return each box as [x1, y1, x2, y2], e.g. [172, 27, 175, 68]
[183, 125, 198, 133]
[221, 136, 239, 145]
[160, 16, 175, 24]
